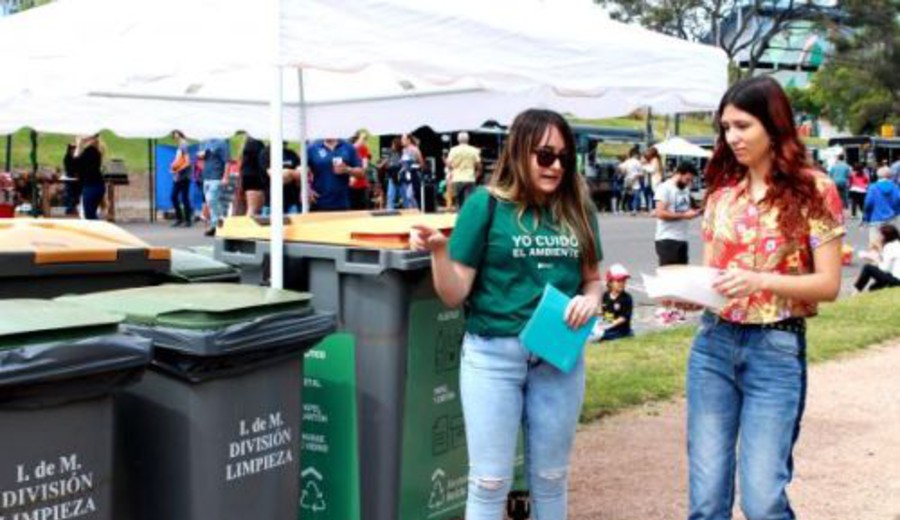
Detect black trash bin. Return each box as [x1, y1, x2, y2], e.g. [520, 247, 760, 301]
[58, 283, 335, 520]
[0, 300, 151, 520]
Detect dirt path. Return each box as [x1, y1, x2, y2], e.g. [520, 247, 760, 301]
[569, 341, 900, 520]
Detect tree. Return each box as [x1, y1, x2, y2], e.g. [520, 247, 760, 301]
[809, 0, 900, 133]
[595, 0, 836, 78]
[7, 0, 53, 13]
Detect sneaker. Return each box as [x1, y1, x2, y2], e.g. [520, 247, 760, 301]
[204, 227, 215, 237]
[170, 221, 183, 228]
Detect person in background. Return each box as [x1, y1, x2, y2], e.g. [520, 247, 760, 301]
[62, 140, 82, 216]
[890, 156, 900, 185]
[590, 263, 634, 342]
[643, 146, 663, 212]
[260, 141, 302, 214]
[611, 158, 625, 214]
[828, 153, 851, 209]
[239, 134, 267, 217]
[348, 129, 372, 210]
[446, 131, 482, 210]
[378, 137, 404, 210]
[198, 137, 231, 236]
[169, 130, 193, 227]
[862, 165, 900, 249]
[398, 133, 425, 209]
[687, 76, 844, 520]
[71, 133, 105, 220]
[654, 161, 699, 266]
[307, 137, 363, 211]
[876, 159, 892, 183]
[854, 224, 900, 292]
[411, 108, 602, 520]
[848, 162, 869, 220]
[653, 161, 700, 325]
[620, 148, 644, 215]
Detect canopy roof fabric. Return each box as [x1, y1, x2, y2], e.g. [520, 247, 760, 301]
[652, 136, 713, 158]
[0, 0, 729, 139]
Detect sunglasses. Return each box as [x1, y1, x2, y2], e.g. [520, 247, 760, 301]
[533, 147, 569, 168]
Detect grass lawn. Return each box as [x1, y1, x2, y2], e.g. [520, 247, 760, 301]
[581, 289, 900, 423]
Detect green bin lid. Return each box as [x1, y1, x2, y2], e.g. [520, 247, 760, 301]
[168, 248, 239, 280]
[0, 300, 123, 349]
[57, 283, 313, 329]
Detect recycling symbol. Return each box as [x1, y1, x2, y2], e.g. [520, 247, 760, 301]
[300, 467, 327, 513]
[428, 468, 447, 510]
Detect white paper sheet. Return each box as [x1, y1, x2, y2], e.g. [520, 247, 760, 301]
[640, 266, 728, 310]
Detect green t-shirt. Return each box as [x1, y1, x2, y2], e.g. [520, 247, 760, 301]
[449, 188, 603, 337]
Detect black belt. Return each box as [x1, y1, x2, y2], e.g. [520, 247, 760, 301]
[756, 317, 806, 335]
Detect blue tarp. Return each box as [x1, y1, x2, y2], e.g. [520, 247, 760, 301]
[154, 144, 203, 212]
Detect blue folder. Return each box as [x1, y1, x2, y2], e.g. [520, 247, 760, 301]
[518, 284, 596, 373]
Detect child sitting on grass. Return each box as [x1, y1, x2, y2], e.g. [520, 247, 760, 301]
[590, 263, 634, 342]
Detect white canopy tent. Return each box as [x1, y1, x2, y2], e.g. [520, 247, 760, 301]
[0, 0, 729, 287]
[652, 137, 713, 158]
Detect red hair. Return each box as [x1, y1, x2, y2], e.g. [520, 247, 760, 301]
[704, 76, 836, 242]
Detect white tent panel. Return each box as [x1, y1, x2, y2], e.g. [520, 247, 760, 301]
[653, 137, 713, 158]
[0, 0, 728, 135]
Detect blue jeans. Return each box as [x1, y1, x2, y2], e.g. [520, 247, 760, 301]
[631, 190, 642, 212]
[399, 180, 418, 209]
[460, 334, 585, 520]
[81, 183, 105, 220]
[203, 180, 222, 228]
[386, 179, 398, 210]
[171, 178, 192, 223]
[687, 312, 807, 520]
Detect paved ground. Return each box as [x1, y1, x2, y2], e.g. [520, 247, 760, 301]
[568, 340, 900, 520]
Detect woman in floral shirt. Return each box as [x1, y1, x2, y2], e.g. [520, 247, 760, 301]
[688, 76, 844, 520]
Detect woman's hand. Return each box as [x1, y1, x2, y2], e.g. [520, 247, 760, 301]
[565, 294, 600, 329]
[410, 224, 448, 253]
[713, 269, 768, 299]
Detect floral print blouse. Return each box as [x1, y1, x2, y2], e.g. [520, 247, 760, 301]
[702, 173, 845, 324]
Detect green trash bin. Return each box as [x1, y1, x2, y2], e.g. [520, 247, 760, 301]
[215, 214, 528, 520]
[0, 300, 151, 520]
[164, 248, 240, 284]
[58, 284, 336, 520]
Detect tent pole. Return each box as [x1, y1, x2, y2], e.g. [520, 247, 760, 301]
[29, 130, 38, 216]
[298, 67, 310, 214]
[148, 139, 156, 222]
[644, 107, 653, 148]
[4, 135, 11, 172]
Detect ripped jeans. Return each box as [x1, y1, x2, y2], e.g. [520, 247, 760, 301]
[460, 333, 585, 520]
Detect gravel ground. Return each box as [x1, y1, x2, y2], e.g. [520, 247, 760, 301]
[568, 341, 900, 520]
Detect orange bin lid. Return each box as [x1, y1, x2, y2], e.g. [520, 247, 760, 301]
[219, 211, 457, 250]
[0, 219, 171, 264]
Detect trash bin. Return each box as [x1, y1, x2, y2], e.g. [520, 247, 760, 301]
[215, 213, 527, 520]
[0, 299, 151, 520]
[57, 283, 336, 520]
[0, 219, 170, 298]
[164, 248, 240, 284]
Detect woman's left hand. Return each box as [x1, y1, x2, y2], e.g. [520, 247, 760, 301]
[565, 294, 600, 329]
[713, 269, 768, 299]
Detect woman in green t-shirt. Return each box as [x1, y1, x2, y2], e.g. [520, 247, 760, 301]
[411, 109, 603, 519]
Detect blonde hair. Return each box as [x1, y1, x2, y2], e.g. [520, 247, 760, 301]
[490, 109, 598, 267]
